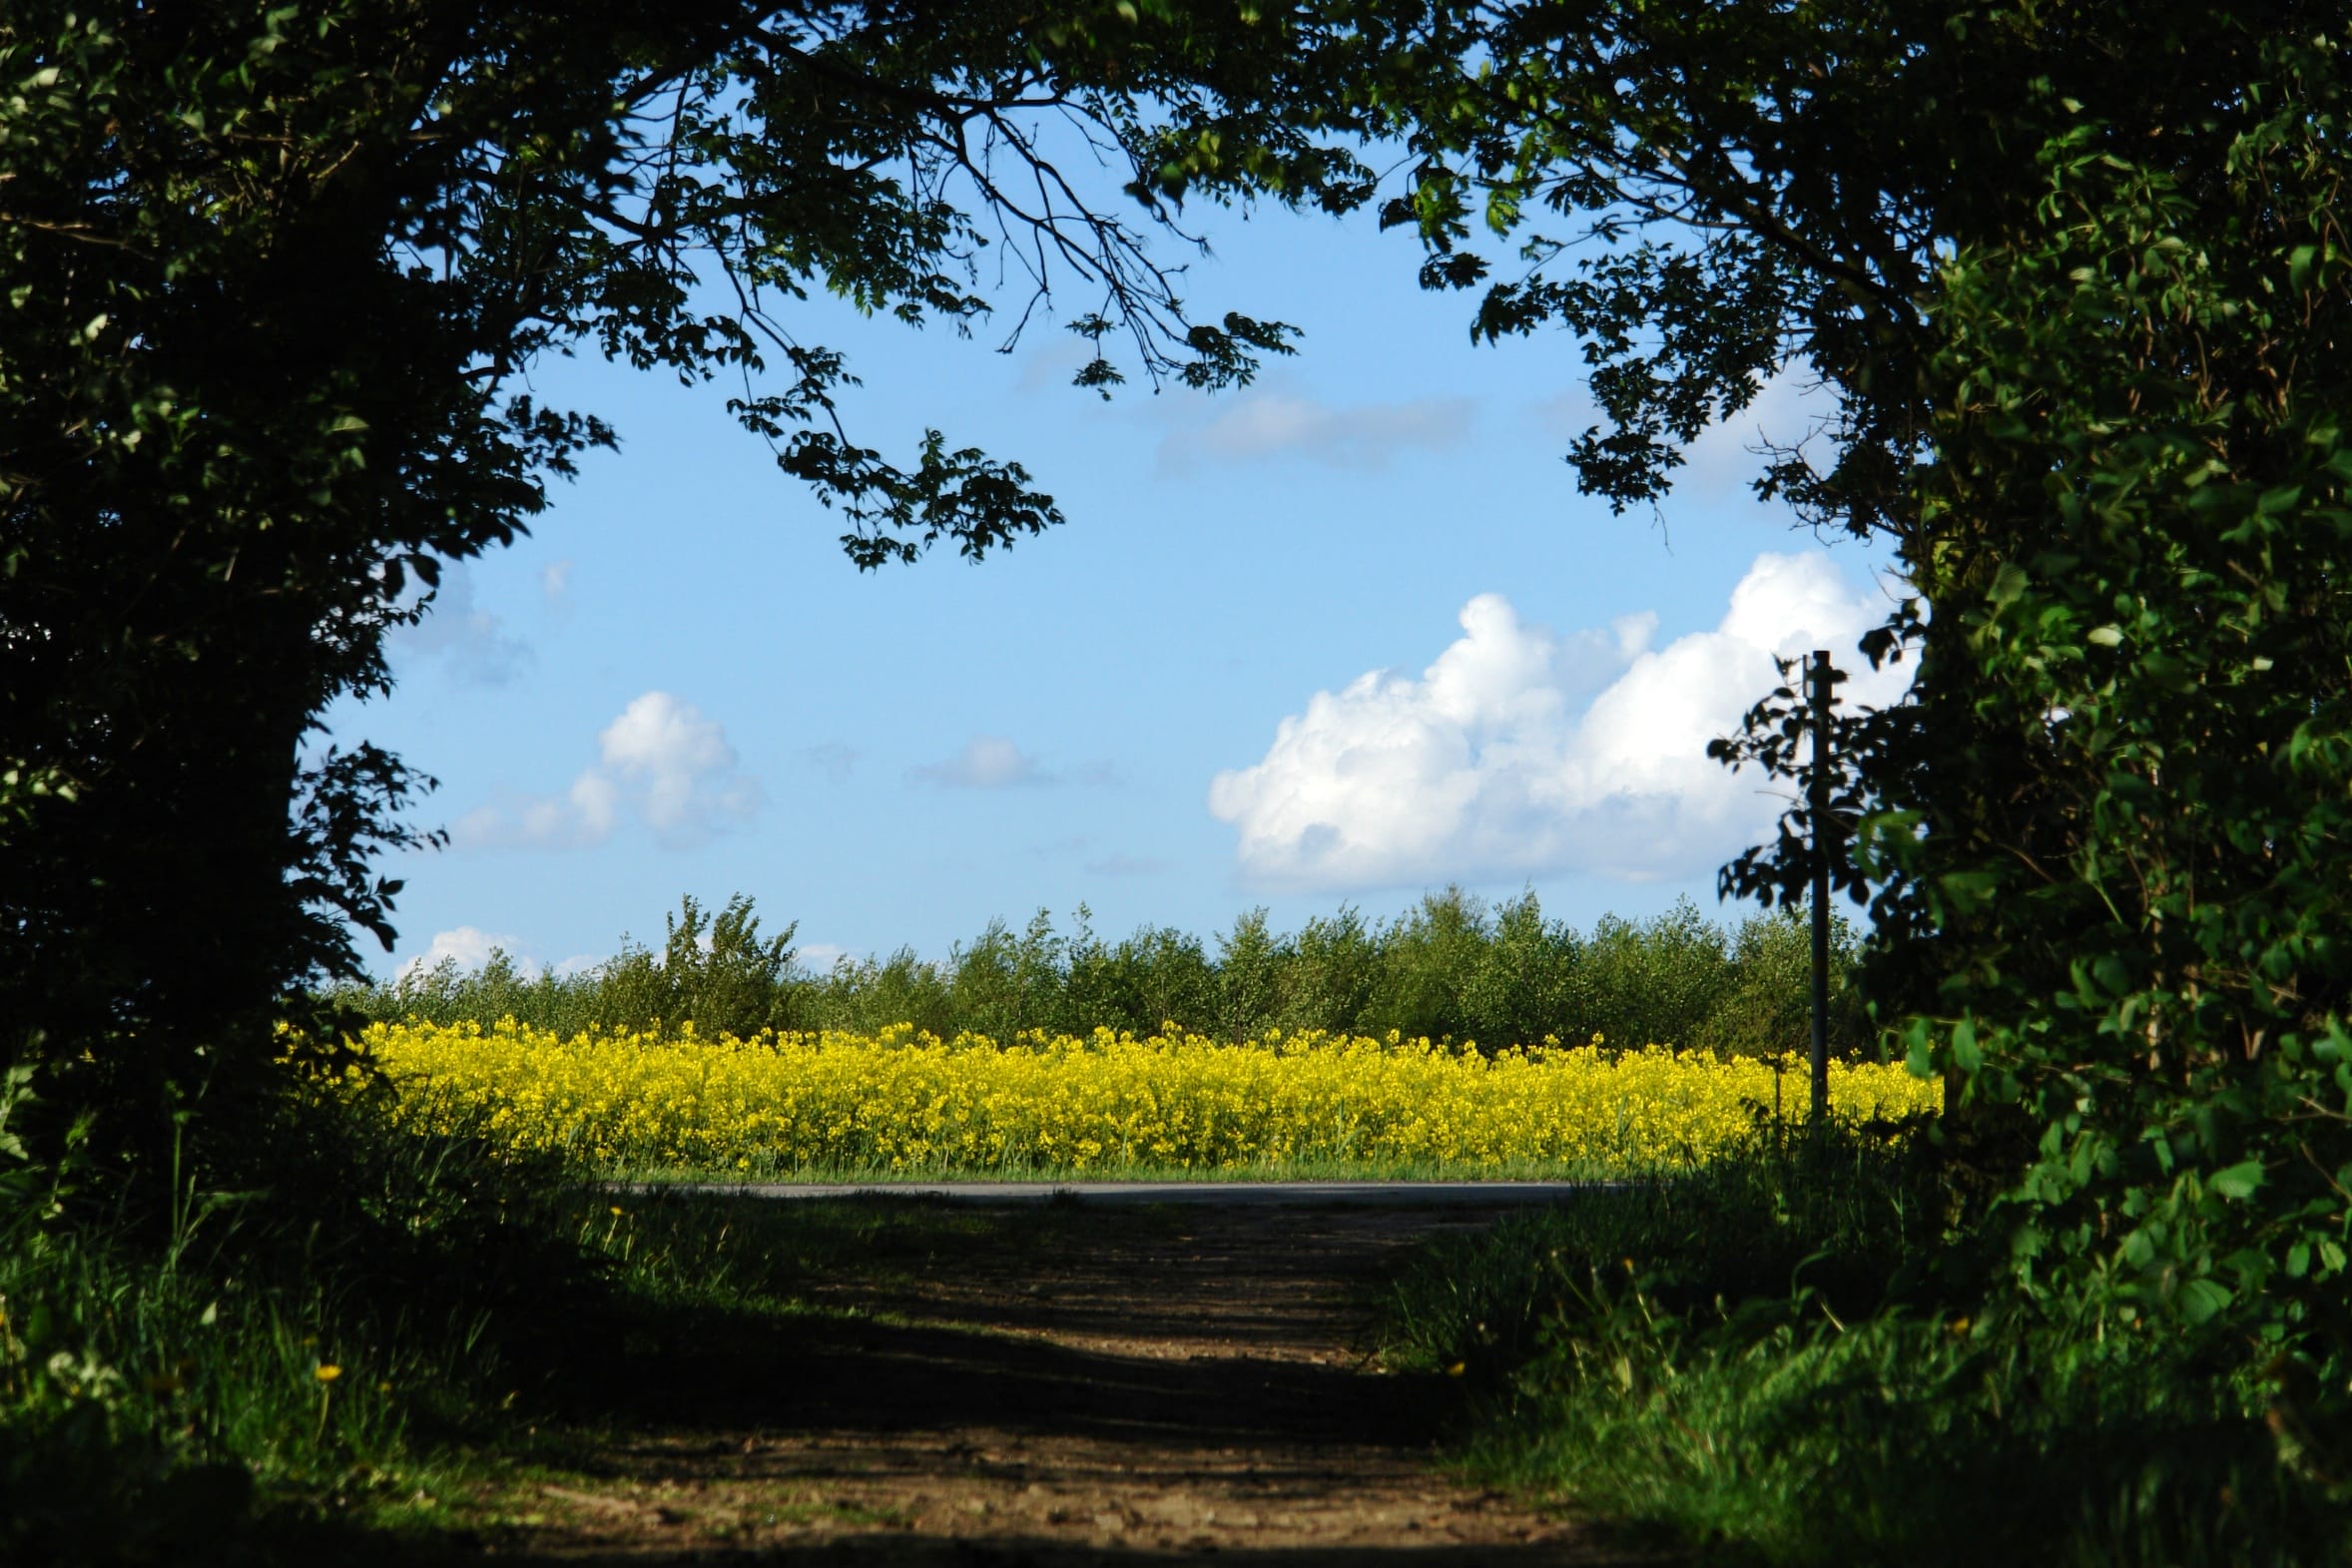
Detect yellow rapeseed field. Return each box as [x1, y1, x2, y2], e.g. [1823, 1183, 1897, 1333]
[362, 1020, 1941, 1178]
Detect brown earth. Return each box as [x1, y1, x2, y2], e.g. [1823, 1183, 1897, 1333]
[440, 1202, 1670, 1566]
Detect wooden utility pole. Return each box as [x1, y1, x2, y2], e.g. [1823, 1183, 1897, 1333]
[1808, 650, 1833, 1124]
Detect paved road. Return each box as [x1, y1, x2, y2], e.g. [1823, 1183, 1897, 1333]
[627, 1179, 1610, 1206]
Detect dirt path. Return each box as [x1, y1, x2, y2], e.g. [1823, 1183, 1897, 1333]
[468, 1203, 1660, 1565]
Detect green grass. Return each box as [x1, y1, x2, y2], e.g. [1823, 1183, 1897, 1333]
[1376, 1120, 2352, 1566]
[0, 1071, 1173, 1568]
[0, 1090, 577, 1563]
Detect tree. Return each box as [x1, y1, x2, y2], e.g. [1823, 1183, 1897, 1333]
[594, 892, 799, 1039]
[1150, 0, 2352, 1406]
[0, 0, 1314, 1159]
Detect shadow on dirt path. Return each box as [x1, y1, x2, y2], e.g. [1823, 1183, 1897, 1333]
[431, 1202, 1671, 1565]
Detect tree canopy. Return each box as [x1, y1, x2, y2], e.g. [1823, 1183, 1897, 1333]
[0, 0, 1315, 1152]
[1151, 0, 2352, 1407]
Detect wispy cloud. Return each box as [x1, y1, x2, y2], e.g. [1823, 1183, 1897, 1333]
[386, 562, 530, 686]
[453, 692, 762, 850]
[1015, 337, 1099, 394]
[804, 742, 861, 782]
[908, 736, 1053, 789]
[907, 737, 1122, 790]
[394, 926, 603, 981]
[1085, 853, 1167, 877]
[1533, 367, 1833, 503]
[1158, 391, 1474, 473]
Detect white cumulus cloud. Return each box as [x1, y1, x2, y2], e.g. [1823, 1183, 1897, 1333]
[1207, 553, 1910, 892]
[452, 692, 762, 850]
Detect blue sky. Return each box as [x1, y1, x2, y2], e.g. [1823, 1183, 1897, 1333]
[329, 197, 1907, 980]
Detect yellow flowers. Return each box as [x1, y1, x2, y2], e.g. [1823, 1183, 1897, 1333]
[363, 1019, 1939, 1179]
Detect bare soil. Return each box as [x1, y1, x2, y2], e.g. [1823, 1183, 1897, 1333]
[446, 1203, 1666, 1565]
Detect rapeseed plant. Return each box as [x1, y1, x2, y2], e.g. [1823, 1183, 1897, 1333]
[364, 1021, 1937, 1178]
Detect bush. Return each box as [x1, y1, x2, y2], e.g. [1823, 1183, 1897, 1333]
[338, 944, 605, 1037]
[1567, 899, 1732, 1051]
[1381, 1120, 2352, 1564]
[592, 893, 800, 1039]
[1690, 905, 1873, 1061]
[1461, 890, 1583, 1052]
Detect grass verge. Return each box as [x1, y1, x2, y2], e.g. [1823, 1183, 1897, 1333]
[1376, 1120, 2352, 1566]
[0, 1055, 1167, 1568]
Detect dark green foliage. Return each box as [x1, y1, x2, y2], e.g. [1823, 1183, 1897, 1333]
[594, 894, 799, 1040]
[1275, 906, 1385, 1036]
[1689, 904, 1868, 1062]
[0, 0, 1303, 1167]
[1383, 1125, 2350, 1565]
[1151, 0, 2352, 1474]
[1566, 902, 1731, 1053]
[1653, 5, 2352, 1413]
[1364, 887, 1490, 1040]
[942, 912, 1078, 1045]
[1880, 42, 2352, 1376]
[336, 888, 1865, 1055]
[1063, 912, 1222, 1039]
[798, 948, 959, 1040]
[1458, 891, 1583, 1054]
[356, 946, 610, 1039]
[1212, 908, 1286, 1042]
[0, 1056, 585, 1564]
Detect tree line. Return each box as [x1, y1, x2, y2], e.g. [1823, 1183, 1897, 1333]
[335, 889, 1871, 1058]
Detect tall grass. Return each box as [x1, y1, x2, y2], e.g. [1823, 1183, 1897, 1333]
[0, 1064, 587, 1563]
[327, 887, 1874, 1059]
[1380, 1121, 2352, 1565]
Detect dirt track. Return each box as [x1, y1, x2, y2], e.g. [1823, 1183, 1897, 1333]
[473, 1203, 1662, 1565]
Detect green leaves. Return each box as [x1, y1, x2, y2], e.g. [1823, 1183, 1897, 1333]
[2207, 1162, 2264, 1203]
[1950, 1017, 1983, 1075]
[0, 0, 1318, 1163]
[2175, 1277, 2233, 1326]
[1349, 0, 2352, 1393]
